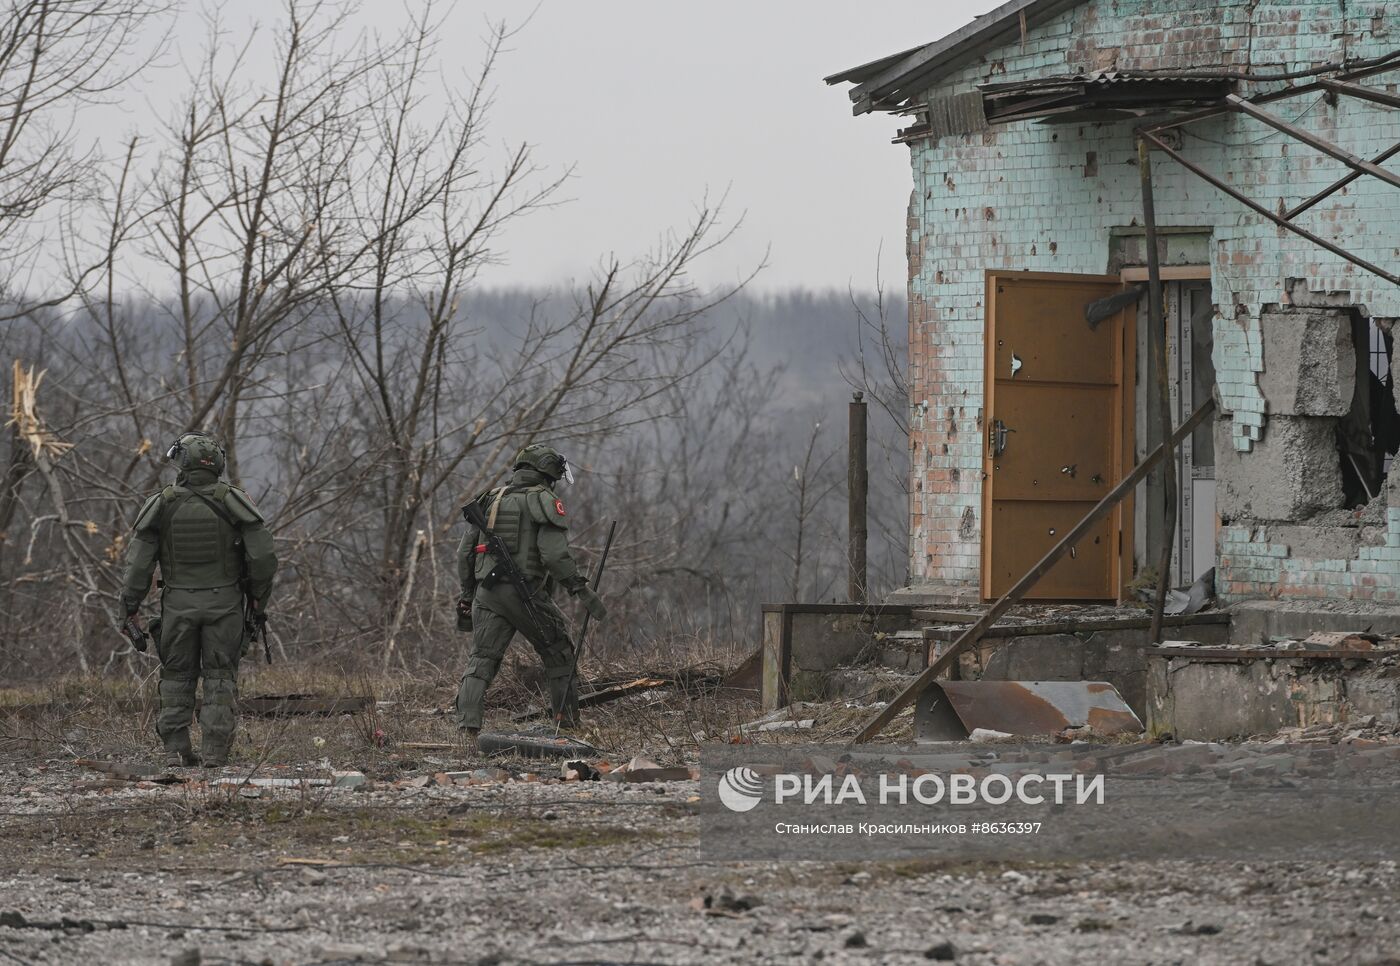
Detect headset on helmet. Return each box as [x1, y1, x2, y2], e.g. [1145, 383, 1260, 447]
[165, 431, 226, 476]
[513, 443, 573, 484]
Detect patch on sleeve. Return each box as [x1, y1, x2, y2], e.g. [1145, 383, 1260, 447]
[554, 499, 566, 517]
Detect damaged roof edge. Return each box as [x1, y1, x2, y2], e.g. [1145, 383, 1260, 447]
[826, 0, 1087, 114]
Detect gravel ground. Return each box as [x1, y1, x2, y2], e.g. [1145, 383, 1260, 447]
[4, 756, 1400, 966]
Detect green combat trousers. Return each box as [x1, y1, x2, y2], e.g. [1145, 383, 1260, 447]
[455, 583, 579, 730]
[155, 585, 244, 762]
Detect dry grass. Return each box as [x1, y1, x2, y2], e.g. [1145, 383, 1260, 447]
[0, 655, 776, 772]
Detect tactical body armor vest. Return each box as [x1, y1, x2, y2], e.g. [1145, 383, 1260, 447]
[474, 485, 553, 584]
[154, 483, 245, 590]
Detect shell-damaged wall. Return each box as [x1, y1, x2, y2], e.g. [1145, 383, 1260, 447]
[904, 0, 1400, 603]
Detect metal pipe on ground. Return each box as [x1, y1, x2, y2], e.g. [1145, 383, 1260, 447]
[849, 398, 1216, 745]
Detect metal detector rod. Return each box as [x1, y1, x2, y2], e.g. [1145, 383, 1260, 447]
[556, 520, 617, 733]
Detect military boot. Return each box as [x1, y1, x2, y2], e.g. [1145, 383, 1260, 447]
[164, 749, 199, 768]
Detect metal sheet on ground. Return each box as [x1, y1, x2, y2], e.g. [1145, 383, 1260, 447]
[914, 680, 1143, 740]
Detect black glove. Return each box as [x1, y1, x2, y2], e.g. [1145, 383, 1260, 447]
[456, 596, 473, 632]
[120, 614, 148, 653]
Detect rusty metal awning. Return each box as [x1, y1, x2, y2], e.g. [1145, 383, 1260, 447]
[914, 680, 1143, 741]
[979, 71, 1236, 125]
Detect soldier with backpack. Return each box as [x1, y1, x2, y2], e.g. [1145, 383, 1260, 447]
[120, 431, 278, 767]
[454, 444, 606, 744]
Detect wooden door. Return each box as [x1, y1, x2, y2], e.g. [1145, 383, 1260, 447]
[982, 271, 1134, 601]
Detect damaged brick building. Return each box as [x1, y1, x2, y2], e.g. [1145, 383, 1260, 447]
[827, 0, 1400, 623]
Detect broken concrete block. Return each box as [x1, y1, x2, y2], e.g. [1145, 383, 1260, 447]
[1215, 414, 1343, 521]
[560, 759, 599, 781]
[968, 728, 1013, 742]
[331, 770, 367, 788]
[1258, 308, 1355, 416]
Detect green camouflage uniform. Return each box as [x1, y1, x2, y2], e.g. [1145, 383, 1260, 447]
[455, 445, 606, 730]
[121, 433, 277, 765]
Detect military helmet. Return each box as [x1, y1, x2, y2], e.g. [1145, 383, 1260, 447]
[166, 431, 226, 476]
[514, 443, 572, 483]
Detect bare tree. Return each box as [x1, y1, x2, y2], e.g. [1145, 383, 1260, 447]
[0, 0, 166, 318]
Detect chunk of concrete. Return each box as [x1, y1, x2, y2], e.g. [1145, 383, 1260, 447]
[1257, 308, 1355, 416]
[1215, 414, 1342, 521]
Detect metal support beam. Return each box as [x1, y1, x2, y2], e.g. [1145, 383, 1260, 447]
[1226, 94, 1400, 191]
[1140, 131, 1400, 286]
[1139, 138, 1176, 649]
[1285, 139, 1400, 219]
[848, 391, 868, 603]
[849, 398, 1216, 745]
[1319, 77, 1400, 111]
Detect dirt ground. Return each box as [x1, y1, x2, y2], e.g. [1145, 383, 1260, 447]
[4, 671, 1400, 966]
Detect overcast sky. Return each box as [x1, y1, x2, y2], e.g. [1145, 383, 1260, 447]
[100, 1, 1003, 294]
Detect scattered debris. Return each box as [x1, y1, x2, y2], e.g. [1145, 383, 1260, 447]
[603, 756, 696, 783]
[240, 694, 375, 717]
[511, 677, 677, 722]
[476, 729, 600, 760]
[926, 939, 958, 960]
[75, 759, 185, 784]
[213, 777, 332, 789]
[1302, 631, 1380, 651]
[968, 728, 1014, 742]
[691, 888, 762, 917]
[751, 718, 815, 733]
[561, 759, 600, 781]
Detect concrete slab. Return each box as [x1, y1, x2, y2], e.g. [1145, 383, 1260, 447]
[1229, 599, 1400, 645]
[1215, 414, 1343, 521]
[1147, 650, 1400, 740]
[1257, 307, 1356, 416]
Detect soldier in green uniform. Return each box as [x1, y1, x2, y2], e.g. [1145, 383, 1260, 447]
[120, 432, 278, 767]
[455, 444, 606, 743]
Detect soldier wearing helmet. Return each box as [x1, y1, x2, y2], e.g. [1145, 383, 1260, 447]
[120, 431, 278, 767]
[455, 443, 606, 743]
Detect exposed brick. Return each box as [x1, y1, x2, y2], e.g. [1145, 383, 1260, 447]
[896, 0, 1400, 599]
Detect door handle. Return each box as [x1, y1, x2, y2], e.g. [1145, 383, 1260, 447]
[990, 419, 1013, 457]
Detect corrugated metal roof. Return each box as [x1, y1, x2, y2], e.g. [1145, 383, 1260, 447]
[824, 0, 1088, 114]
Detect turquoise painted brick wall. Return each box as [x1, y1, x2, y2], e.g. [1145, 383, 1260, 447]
[1218, 508, 1400, 603]
[903, 0, 1400, 598]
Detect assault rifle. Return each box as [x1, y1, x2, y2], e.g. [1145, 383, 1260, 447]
[462, 496, 551, 643]
[244, 596, 271, 664]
